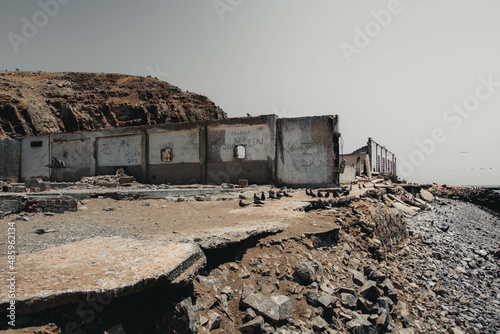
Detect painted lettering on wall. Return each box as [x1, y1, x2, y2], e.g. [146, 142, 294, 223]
[99, 137, 141, 166]
[221, 137, 264, 151]
[291, 138, 323, 173]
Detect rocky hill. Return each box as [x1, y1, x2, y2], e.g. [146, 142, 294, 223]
[0, 71, 227, 139]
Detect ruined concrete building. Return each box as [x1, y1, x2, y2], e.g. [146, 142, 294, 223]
[340, 137, 397, 183]
[0, 115, 341, 187]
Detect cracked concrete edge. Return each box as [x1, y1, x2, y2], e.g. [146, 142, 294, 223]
[196, 225, 287, 249]
[1, 242, 207, 315]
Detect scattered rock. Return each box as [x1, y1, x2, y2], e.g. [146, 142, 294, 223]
[240, 316, 264, 334]
[311, 316, 328, 331]
[241, 293, 293, 323]
[359, 281, 380, 302]
[346, 316, 375, 334]
[341, 293, 357, 309]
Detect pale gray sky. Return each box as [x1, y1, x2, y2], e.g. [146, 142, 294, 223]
[1, 0, 499, 185]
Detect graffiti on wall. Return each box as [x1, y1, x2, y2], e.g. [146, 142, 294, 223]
[220, 130, 265, 151]
[98, 136, 141, 167]
[291, 138, 323, 173]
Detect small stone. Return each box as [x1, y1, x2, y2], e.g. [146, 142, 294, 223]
[338, 287, 357, 295]
[241, 293, 293, 323]
[376, 310, 390, 329]
[206, 310, 222, 330]
[294, 262, 315, 284]
[221, 286, 233, 296]
[312, 316, 328, 331]
[305, 290, 319, 306]
[432, 252, 443, 260]
[357, 297, 373, 313]
[240, 316, 264, 334]
[359, 281, 380, 302]
[317, 294, 337, 309]
[376, 297, 390, 311]
[346, 316, 375, 334]
[243, 308, 257, 322]
[228, 262, 240, 272]
[141, 202, 150, 206]
[340, 293, 357, 309]
[170, 297, 200, 334]
[351, 270, 366, 286]
[449, 327, 465, 334]
[270, 295, 295, 321]
[320, 281, 335, 295]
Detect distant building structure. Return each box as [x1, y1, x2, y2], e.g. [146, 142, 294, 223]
[340, 137, 396, 183]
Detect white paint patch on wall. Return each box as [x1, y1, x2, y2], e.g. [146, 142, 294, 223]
[148, 129, 200, 164]
[340, 164, 356, 184]
[97, 135, 142, 167]
[211, 125, 270, 162]
[21, 136, 50, 179]
[51, 139, 92, 170]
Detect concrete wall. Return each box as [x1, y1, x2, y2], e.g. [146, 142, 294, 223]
[340, 153, 370, 181]
[51, 133, 93, 182]
[206, 115, 276, 184]
[21, 136, 50, 181]
[276, 115, 339, 187]
[0, 139, 21, 181]
[7, 114, 340, 186]
[147, 122, 203, 184]
[340, 164, 356, 184]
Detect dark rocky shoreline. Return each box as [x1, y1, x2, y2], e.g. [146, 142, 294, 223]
[402, 198, 499, 334]
[431, 186, 500, 215]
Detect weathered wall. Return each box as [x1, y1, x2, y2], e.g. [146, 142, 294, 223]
[206, 115, 276, 184]
[340, 164, 356, 184]
[0, 139, 20, 181]
[340, 153, 370, 181]
[7, 114, 340, 186]
[147, 123, 203, 184]
[21, 136, 50, 181]
[276, 116, 339, 187]
[51, 133, 93, 182]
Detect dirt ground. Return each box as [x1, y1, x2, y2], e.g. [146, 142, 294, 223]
[0, 186, 362, 256]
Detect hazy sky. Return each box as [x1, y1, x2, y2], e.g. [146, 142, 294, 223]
[1, 0, 499, 185]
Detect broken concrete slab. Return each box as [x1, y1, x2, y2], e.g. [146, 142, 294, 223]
[0, 236, 206, 314]
[420, 189, 434, 202]
[392, 202, 418, 216]
[179, 222, 287, 249]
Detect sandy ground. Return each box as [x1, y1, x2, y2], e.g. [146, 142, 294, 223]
[0, 187, 360, 257]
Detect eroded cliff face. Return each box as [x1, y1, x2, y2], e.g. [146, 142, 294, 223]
[0, 71, 227, 139]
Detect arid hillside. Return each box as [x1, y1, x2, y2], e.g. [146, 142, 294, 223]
[0, 71, 227, 139]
